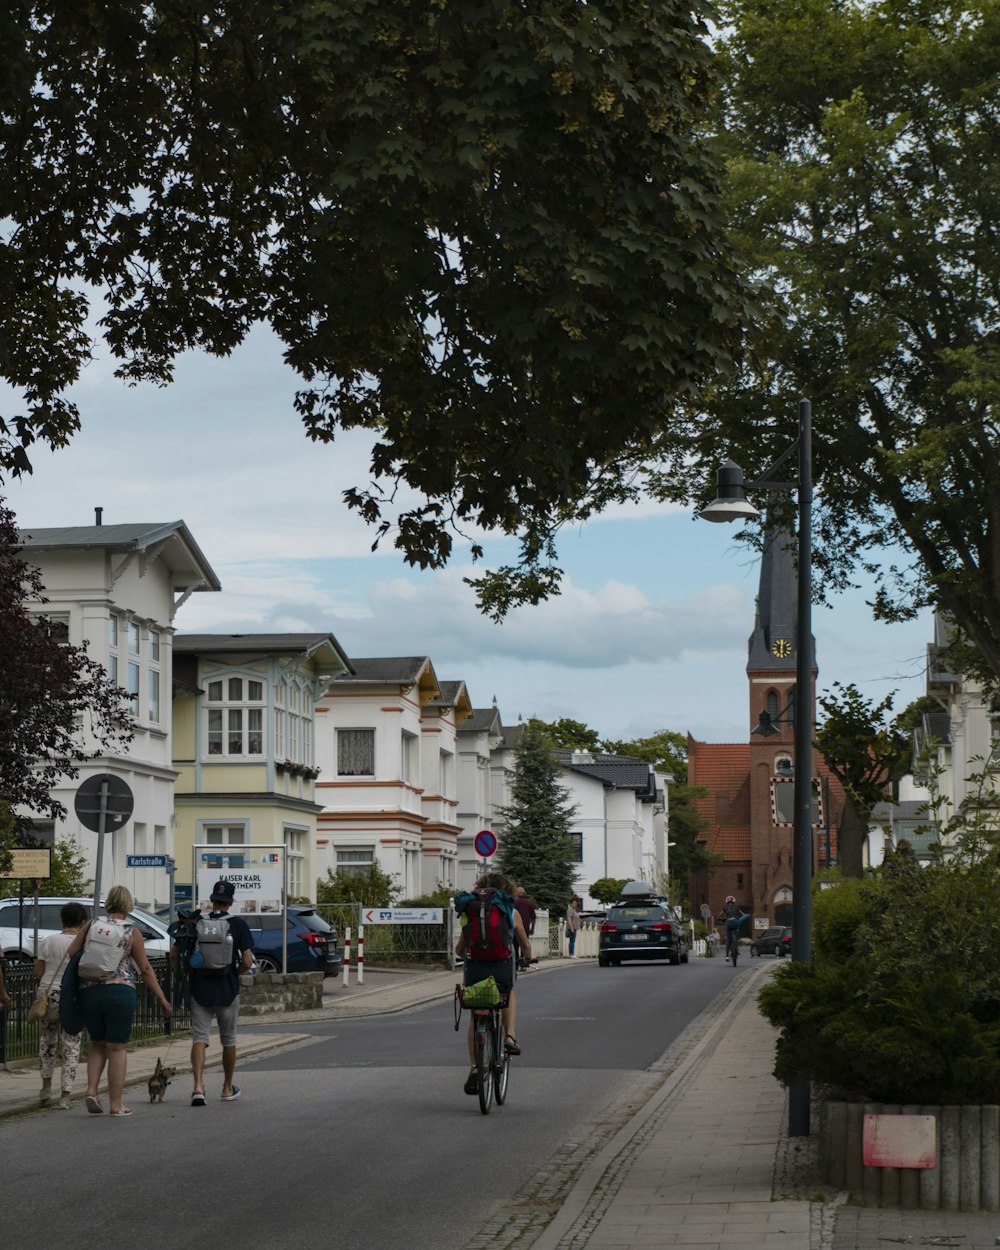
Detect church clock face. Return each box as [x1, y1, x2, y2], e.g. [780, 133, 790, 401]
[771, 638, 792, 659]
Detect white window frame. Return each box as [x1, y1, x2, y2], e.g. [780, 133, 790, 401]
[205, 674, 266, 758]
[285, 826, 307, 897]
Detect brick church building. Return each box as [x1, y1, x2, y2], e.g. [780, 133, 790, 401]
[687, 530, 845, 935]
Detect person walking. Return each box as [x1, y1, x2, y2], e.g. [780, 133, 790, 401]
[70, 884, 172, 1116]
[566, 897, 581, 957]
[181, 879, 254, 1106]
[513, 886, 536, 938]
[34, 900, 86, 1109]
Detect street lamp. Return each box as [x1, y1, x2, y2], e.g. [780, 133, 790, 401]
[700, 398, 814, 1138]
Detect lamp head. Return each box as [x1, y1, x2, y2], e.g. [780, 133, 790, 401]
[751, 710, 780, 737]
[699, 460, 761, 523]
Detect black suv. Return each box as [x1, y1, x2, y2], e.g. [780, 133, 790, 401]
[598, 896, 690, 967]
[243, 906, 341, 976]
[750, 926, 791, 957]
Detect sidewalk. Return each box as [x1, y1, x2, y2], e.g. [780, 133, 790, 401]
[6, 960, 1000, 1249]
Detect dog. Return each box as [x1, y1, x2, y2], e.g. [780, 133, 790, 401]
[147, 1057, 177, 1103]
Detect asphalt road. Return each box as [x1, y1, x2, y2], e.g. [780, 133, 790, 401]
[3, 956, 744, 1250]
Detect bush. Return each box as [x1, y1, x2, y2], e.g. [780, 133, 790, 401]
[316, 865, 401, 907]
[758, 848, 1000, 1104]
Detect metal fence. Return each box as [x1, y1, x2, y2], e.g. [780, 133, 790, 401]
[316, 905, 454, 967]
[1, 956, 188, 1066]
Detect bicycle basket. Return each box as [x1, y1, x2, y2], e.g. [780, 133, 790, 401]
[460, 977, 502, 1008]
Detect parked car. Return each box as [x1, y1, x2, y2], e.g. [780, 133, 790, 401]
[0, 896, 172, 961]
[243, 905, 341, 976]
[749, 926, 791, 957]
[598, 894, 690, 967]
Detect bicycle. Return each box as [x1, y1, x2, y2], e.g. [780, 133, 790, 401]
[454, 982, 511, 1114]
[729, 937, 740, 966]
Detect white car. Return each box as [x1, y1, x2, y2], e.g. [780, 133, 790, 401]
[0, 896, 171, 961]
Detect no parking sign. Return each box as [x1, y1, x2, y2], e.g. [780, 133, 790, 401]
[474, 829, 497, 859]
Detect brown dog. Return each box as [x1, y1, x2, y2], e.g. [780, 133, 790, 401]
[148, 1057, 177, 1103]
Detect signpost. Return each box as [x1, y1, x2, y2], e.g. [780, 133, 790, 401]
[126, 854, 168, 868]
[474, 829, 497, 861]
[75, 773, 134, 914]
[362, 908, 444, 925]
[0, 848, 52, 880]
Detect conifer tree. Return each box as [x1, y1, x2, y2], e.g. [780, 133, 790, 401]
[496, 722, 578, 913]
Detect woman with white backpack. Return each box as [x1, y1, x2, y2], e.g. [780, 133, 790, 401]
[68, 884, 172, 1116]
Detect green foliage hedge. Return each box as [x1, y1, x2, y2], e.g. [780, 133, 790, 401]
[758, 848, 1000, 1104]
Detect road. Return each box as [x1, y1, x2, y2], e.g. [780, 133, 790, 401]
[3, 957, 744, 1250]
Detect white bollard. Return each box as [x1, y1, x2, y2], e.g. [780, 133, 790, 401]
[344, 926, 352, 988]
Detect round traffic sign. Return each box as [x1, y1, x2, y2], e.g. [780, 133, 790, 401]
[74, 773, 134, 833]
[474, 829, 498, 858]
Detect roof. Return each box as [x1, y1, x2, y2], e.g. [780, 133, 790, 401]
[426, 680, 474, 722]
[174, 633, 352, 673]
[554, 750, 657, 798]
[19, 520, 221, 591]
[460, 707, 504, 734]
[329, 656, 440, 701]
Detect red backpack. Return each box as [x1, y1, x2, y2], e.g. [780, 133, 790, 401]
[465, 888, 511, 962]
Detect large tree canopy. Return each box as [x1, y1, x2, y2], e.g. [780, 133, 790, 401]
[649, 0, 1000, 677]
[0, 0, 746, 610]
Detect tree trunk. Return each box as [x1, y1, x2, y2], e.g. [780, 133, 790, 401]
[837, 793, 868, 879]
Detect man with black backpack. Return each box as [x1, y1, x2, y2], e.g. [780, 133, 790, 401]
[175, 879, 254, 1106]
[454, 871, 533, 1095]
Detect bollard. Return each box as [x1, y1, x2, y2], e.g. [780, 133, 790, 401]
[343, 926, 351, 988]
[357, 924, 364, 985]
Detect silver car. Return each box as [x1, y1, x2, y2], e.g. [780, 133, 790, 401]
[0, 896, 171, 961]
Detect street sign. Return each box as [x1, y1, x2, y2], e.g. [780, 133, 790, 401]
[474, 829, 497, 858]
[74, 773, 134, 833]
[362, 908, 444, 924]
[126, 854, 168, 868]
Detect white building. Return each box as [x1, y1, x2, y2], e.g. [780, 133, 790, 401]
[17, 517, 220, 906]
[314, 657, 469, 898]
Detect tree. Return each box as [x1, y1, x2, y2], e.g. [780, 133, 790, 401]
[814, 683, 913, 878]
[649, 0, 1000, 682]
[316, 864, 401, 908]
[0, 502, 133, 825]
[0, 1, 747, 613]
[588, 877, 629, 906]
[497, 720, 579, 912]
[530, 718, 602, 753]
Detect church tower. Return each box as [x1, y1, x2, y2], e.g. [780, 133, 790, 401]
[746, 530, 817, 927]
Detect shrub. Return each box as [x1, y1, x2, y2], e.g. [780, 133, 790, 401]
[758, 848, 1000, 1104]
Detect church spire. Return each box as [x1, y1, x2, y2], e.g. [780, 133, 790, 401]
[747, 528, 805, 671]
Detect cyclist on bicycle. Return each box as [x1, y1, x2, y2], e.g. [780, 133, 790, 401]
[454, 871, 533, 1095]
[718, 895, 749, 960]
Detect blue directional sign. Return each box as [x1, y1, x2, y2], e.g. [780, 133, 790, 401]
[126, 854, 168, 868]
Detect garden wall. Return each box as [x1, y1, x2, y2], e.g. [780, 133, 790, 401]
[820, 1101, 1000, 1211]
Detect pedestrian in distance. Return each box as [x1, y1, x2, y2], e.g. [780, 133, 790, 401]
[69, 884, 172, 1116]
[34, 900, 86, 1109]
[566, 897, 581, 957]
[175, 879, 254, 1106]
[513, 885, 537, 938]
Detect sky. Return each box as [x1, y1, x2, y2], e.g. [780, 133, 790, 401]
[3, 324, 932, 746]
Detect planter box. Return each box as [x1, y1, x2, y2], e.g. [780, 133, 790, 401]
[820, 1100, 1000, 1211]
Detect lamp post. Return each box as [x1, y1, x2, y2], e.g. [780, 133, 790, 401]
[700, 398, 814, 1137]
